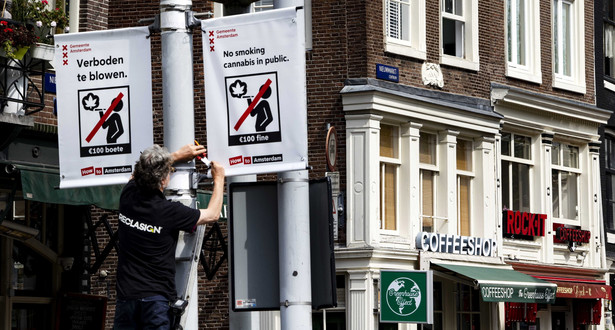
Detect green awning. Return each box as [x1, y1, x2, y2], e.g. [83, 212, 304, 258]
[433, 263, 557, 303]
[21, 169, 228, 213]
[20, 169, 124, 210]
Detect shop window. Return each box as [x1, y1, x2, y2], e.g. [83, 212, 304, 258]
[551, 142, 579, 221]
[606, 138, 615, 230]
[506, 0, 542, 83]
[380, 124, 400, 231]
[1, 199, 67, 330]
[11, 303, 52, 330]
[385, 0, 426, 59]
[457, 139, 473, 236]
[456, 283, 481, 330]
[501, 132, 532, 212]
[552, 0, 586, 93]
[312, 310, 346, 330]
[420, 281, 443, 330]
[12, 241, 53, 297]
[314, 274, 346, 330]
[441, 0, 479, 71]
[420, 132, 439, 232]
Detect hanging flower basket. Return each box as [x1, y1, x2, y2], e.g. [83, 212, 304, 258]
[0, 45, 29, 60]
[30, 42, 53, 61]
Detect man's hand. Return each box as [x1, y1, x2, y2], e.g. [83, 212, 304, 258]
[210, 161, 225, 180]
[171, 144, 207, 163]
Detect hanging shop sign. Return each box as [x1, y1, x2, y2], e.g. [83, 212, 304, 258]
[502, 210, 546, 240]
[54, 27, 153, 188]
[380, 270, 433, 324]
[553, 224, 591, 244]
[552, 281, 612, 299]
[202, 8, 308, 176]
[415, 232, 497, 257]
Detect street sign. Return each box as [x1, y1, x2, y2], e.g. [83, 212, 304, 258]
[202, 8, 308, 176]
[380, 270, 433, 324]
[54, 27, 153, 188]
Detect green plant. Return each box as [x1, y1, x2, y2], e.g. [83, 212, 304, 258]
[0, 21, 38, 59]
[10, 0, 69, 44]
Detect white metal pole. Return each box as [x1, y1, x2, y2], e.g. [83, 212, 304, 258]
[160, 0, 200, 328]
[277, 170, 312, 330]
[272, 1, 311, 329]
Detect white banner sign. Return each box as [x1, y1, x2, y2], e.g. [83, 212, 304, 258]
[54, 27, 153, 188]
[202, 8, 307, 176]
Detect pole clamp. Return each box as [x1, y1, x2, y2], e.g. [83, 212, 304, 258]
[280, 300, 312, 307]
[278, 177, 309, 184]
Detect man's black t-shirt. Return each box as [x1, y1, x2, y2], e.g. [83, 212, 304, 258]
[116, 180, 200, 300]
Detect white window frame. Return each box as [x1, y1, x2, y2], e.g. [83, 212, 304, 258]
[456, 139, 474, 236]
[384, 0, 427, 60]
[419, 132, 440, 232]
[440, 0, 479, 71]
[604, 1, 615, 90]
[552, 0, 586, 94]
[252, 0, 274, 12]
[506, 0, 542, 83]
[501, 132, 534, 212]
[379, 125, 400, 233]
[551, 142, 581, 223]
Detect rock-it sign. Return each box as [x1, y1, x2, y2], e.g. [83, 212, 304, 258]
[503, 210, 546, 240]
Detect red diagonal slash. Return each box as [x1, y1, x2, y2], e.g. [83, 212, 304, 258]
[233, 79, 272, 131]
[85, 92, 124, 143]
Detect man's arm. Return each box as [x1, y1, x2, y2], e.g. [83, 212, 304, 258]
[197, 161, 225, 226]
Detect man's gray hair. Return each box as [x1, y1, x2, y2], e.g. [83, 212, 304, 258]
[134, 145, 173, 191]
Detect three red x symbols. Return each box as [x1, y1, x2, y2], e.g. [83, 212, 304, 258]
[208, 31, 215, 52]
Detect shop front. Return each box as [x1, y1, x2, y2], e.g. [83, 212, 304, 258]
[512, 263, 611, 329]
[426, 259, 557, 329]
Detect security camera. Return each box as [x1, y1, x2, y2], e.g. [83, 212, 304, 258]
[4, 164, 16, 174]
[58, 257, 74, 271]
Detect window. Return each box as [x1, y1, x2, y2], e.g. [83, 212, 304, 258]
[506, 0, 542, 83]
[456, 283, 481, 330]
[552, 0, 586, 93]
[501, 133, 532, 212]
[551, 142, 580, 221]
[606, 138, 615, 230]
[457, 139, 473, 236]
[313, 275, 346, 330]
[380, 125, 399, 231]
[441, 0, 479, 70]
[385, 0, 426, 59]
[252, 0, 273, 12]
[420, 281, 443, 330]
[605, 1, 615, 85]
[420, 132, 438, 232]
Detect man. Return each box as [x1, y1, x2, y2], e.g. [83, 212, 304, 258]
[113, 144, 225, 329]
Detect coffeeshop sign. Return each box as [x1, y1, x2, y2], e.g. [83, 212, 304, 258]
[416, 232, 497, 257]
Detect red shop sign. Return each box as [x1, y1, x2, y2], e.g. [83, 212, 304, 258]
[553, 224, 591, 244]
[503, 210, 546, 240]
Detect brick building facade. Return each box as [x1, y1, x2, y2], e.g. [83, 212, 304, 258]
[1, 0, 613, 329]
